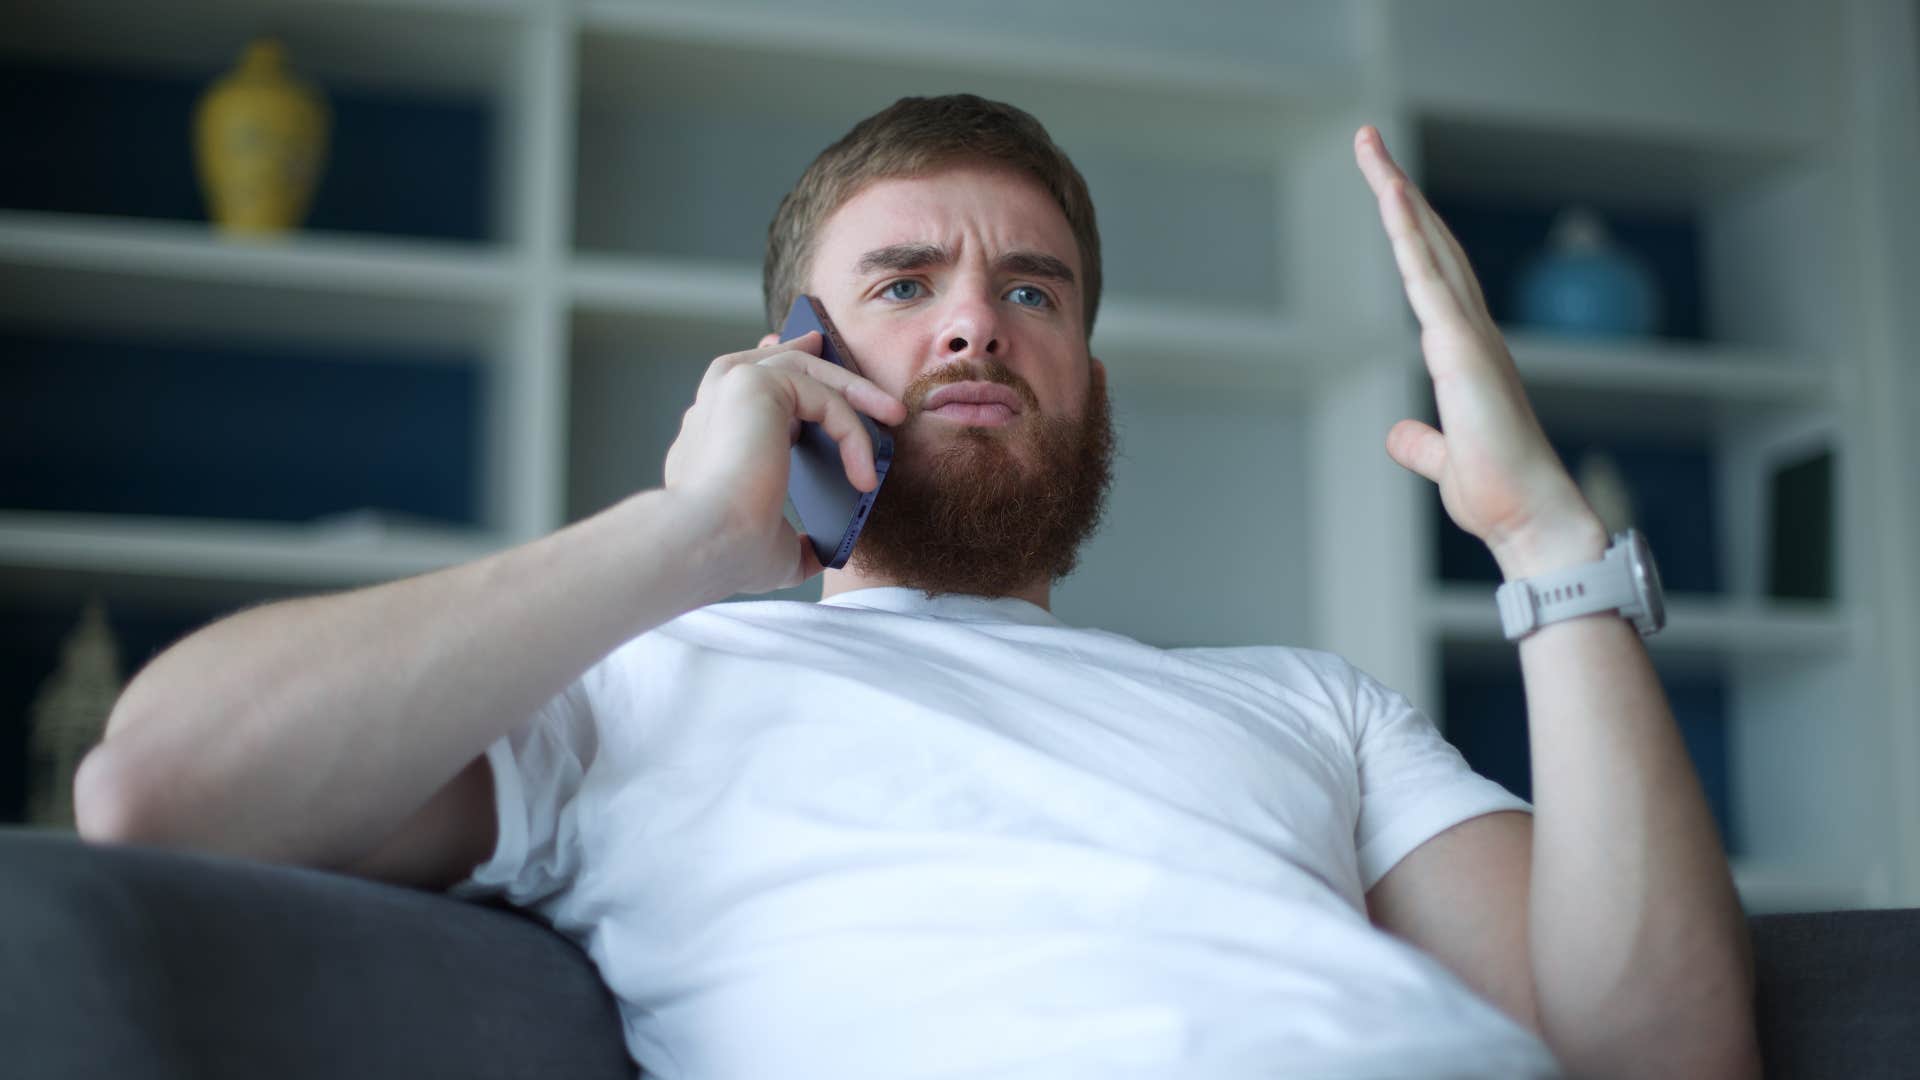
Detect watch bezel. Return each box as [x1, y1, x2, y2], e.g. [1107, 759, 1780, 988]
[1622, 528, 1667, 636]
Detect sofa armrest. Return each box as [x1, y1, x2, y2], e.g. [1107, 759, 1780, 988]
[1753, 907, 1920, 1078]
[0, 826, 634, 1080]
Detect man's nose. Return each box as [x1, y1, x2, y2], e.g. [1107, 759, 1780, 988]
[934, 294, 1001, 360]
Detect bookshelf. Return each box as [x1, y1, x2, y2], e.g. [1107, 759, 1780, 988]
[1, 0, 1913, 913]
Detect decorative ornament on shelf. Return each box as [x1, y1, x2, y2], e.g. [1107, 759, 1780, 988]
[1576, 448, 1637, 537]
[194, 38, 331, 236]
[1513, 206, 1663, 339]
[26, 596, 125, 830]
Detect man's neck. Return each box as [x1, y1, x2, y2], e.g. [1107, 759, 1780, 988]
[819, 566, 1052, 610]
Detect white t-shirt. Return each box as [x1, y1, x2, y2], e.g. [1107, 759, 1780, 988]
[452, 587, 1557, 1079]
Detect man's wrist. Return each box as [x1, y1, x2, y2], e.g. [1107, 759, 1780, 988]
[618, 488, 748, 611]
[1492, 514, 1610, 582]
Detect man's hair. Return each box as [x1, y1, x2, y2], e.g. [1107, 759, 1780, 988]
[763, 94, 1103, 338]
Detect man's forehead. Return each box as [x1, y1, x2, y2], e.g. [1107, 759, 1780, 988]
[816, 166, 1079, 272]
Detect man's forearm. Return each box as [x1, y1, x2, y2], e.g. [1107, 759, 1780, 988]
[1513, 549, 1758, 1074]
[76, 488, 735, 871]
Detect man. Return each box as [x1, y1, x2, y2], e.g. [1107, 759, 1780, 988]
[76, 95, 1758, 1078]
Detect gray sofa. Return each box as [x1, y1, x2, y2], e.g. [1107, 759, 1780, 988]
[2, 825, 1914, 1079]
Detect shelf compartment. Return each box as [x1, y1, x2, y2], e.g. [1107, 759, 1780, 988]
[2, 329, 488, 530]
[1417, 109, 1840, 358]
[1, 43, 509, 243]
[565, 310, 726, 524]
[568, 15, 1354, 313]
[2, 0, 529, 100]
[579, 0, 1360, 124]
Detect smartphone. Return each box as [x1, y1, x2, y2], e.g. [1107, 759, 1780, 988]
[780, 294, 894, 569]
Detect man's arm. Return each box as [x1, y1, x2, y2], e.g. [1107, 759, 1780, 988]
[76, 332, 905, 878]
[1350, 125, 1760, 1078]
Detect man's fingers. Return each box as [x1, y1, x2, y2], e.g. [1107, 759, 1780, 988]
[774, 369, 883, 491]
[1378, 180, 1464, 330]
[1386, 418, 1448, 485]
[1356, 128, 1490, 327]
[756, 350, 907, 425]
[1353, 125, 1406, 193]
[701, 331, 823, 399]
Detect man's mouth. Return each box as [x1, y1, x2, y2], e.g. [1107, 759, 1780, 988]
[921, 382, 1024, 428]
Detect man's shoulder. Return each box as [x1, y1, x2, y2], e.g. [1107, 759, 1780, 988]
[1169, 641, 1363, 688]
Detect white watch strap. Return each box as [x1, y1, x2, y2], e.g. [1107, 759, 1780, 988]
[1495, 543, 1639, 640]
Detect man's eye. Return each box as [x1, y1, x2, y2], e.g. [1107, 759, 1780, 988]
[883, 280, 923, 301]
[1007, 285, 1051, 309]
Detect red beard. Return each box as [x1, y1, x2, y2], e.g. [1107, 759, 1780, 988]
[849, 359, 1115, 598]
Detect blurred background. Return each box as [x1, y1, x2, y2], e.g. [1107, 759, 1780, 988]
[1, 0, 1915, 915]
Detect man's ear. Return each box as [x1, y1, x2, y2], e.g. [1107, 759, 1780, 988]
[758, 332, 780, 348]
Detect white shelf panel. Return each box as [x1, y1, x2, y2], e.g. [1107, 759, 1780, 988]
[1092, 302, 1371, 392]
[569, 252, 763, 326]
[1734, 859, 1867, 915]
[0, 212, 519, 352]
[565, 252, 1358, 390]
[0, 511, 506, 589]
[1426, 584, 1849, 658]
[1505, 331, 1828, 401]
[0, 211, 517, 301]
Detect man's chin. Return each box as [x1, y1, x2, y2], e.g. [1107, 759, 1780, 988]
[898, 425, 1033, 482]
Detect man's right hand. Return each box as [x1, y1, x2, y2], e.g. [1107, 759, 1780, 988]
[662, 330, 908, 596]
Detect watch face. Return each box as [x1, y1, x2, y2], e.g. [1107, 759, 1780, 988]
[1628, 529, 1666, 634]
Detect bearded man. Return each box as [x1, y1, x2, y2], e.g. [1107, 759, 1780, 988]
[77, 95, 1758, 1079]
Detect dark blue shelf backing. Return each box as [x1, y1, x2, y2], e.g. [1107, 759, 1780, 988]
[1425, 193, 1706, 342]
[1442, 660, 1736, 854]
[0, 332, 483, 526]
[1435, 436, 1723, 594]
[0, 61, 493, 242]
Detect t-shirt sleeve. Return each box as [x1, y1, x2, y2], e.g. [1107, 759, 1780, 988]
[1347, 663, 1531, 892]
[447, 675, 601, 908]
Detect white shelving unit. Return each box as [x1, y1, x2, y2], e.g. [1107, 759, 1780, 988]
[2, 0, 1913, 914]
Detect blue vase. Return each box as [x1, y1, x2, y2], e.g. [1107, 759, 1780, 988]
[1513, 207, 1662, 338]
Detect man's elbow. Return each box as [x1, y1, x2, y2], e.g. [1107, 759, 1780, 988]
[1552, 994, 1760, 1079]
[72, 741, 156, 845]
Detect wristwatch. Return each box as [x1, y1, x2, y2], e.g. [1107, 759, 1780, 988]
[1494, 528, 1667, 641]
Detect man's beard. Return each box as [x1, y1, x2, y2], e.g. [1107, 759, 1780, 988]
[849, 358, 1115, 598]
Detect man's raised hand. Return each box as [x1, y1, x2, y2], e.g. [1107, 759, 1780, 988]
[1353, 125, 1606, 579]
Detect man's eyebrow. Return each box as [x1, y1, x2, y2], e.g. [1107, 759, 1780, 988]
[856, 243, 951, 275]
[994, 251, 1076, 286]
[853, 244, 1077, 287]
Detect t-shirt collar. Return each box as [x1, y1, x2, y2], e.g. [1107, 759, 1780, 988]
[818, 586, 1065, 628]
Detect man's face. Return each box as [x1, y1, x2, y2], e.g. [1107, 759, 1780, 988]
[799, 163, 1115, 596]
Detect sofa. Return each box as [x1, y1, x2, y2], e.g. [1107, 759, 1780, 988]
[2, 824, 1915, 1078]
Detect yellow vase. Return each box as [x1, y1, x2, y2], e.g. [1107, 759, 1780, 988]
[194, 39, 330, 236]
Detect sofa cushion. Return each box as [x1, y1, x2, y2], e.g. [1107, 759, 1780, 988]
[0, 826, 634, 1080]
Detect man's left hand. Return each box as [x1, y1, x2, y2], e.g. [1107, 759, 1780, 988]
[1353, 125, 1607, 580]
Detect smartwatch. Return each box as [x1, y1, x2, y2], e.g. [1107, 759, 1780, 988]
[1494, 528, 1667, 641]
